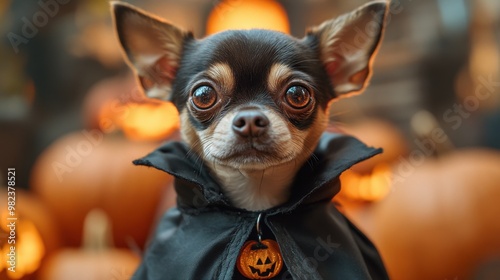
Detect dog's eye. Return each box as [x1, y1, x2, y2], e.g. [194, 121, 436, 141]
[285, 85, 311, 109]
[192, 85, 217, 109]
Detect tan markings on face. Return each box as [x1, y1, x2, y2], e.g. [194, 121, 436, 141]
[297, 107, 329, 161]
[180, 108, 204, 155]
[206, 62, 234, 93]
[267, 63, 292, 93]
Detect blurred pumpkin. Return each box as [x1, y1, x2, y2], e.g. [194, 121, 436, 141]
[30, 131, 173, 248]
[83, 74, 179, 142]
[349, 149, 500, 279]
[0, 189, 61, 280]
[39, 209, 139, 280]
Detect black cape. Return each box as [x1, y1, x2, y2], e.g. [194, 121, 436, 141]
[132, 133, 388, 279]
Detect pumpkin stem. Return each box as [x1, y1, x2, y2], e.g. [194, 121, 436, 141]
[82, 208, 114, 251]
[251, 242, 269, 250]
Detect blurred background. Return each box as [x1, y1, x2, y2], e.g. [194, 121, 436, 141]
[0, 0, 499, 279]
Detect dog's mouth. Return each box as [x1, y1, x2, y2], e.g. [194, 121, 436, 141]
[210, 143, 294, 169]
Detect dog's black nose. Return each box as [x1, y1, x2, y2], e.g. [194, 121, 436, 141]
[232, 110, 269, 137]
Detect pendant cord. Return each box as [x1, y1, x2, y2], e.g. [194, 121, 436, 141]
[256, 213, 263, 243]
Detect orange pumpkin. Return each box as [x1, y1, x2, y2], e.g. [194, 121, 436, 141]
[0, 189, 61, 280]
[346, 149, 500, 279]
[30, 132, 174, 248]
[237, 240, 283, 279]
[39, 209, 140, 280]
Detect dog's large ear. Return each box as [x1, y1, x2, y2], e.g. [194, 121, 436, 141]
[307, 1, 388, 98]
[112, 2, 192, 100]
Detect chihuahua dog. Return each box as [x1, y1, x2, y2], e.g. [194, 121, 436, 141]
[113, 1, 388, 279]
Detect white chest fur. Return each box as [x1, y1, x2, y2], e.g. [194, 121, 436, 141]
[210, 162, 302, 211]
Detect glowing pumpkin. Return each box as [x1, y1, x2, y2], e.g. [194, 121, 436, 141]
[0, 189, 61, 280]
[237, 240, 283, 279]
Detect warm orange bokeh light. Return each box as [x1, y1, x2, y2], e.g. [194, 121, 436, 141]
[207, 0, 290, 35]
[0, 217, 45, 279]
[340, 163, 392, 202]
[118, 102, 180, 142]
[99, 100, 179, 142]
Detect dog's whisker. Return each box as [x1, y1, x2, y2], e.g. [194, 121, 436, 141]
[329, 109, 352, 118]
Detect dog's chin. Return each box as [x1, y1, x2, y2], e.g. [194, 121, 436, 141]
[208, 150, 296, 170]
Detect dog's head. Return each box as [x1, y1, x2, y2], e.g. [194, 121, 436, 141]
[112, 1, 387, 171]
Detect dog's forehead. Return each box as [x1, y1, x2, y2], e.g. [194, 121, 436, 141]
[204, 30, 302, 63]
[193, 30, 315, 89]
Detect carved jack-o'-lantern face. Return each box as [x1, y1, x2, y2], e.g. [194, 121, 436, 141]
[237, 239, 283, 279]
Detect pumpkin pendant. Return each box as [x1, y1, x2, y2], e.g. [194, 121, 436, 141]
[237, 239, 283, 279]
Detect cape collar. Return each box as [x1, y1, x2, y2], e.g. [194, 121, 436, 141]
[133, 132, 382, 214]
